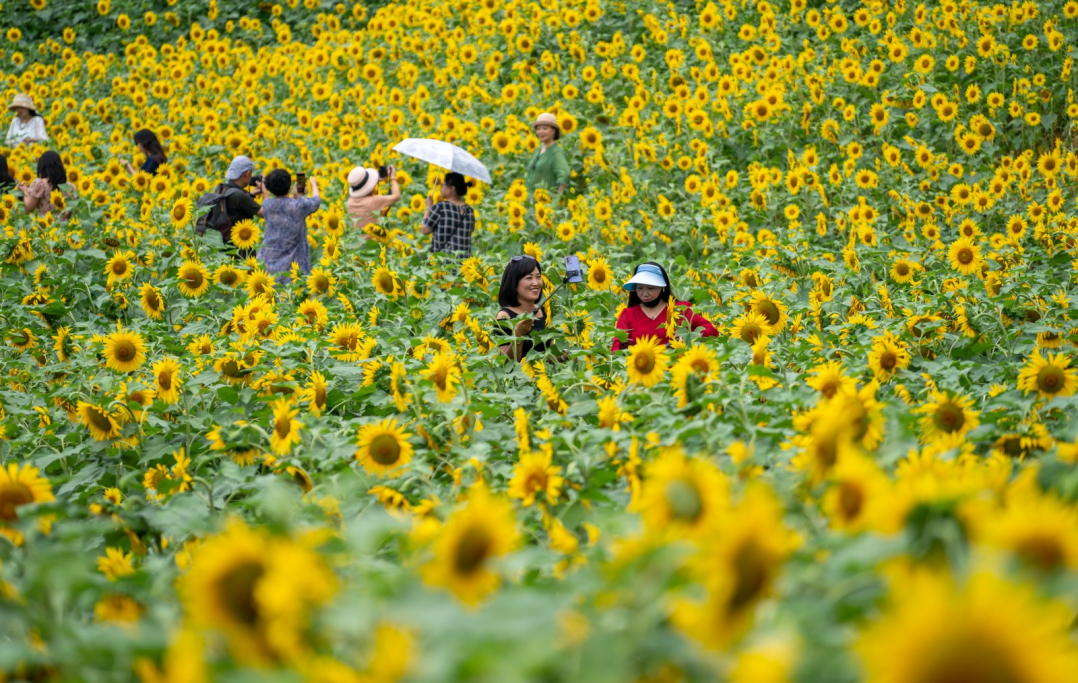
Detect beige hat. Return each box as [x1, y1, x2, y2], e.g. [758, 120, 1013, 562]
[347, 166, 380, 198]
[8, 93, 37, 115]
[532, 112, 560, 131]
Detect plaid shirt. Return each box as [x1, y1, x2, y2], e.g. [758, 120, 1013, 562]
[424, 202, 474, 258]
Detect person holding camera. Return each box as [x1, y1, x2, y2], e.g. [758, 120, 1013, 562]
[217, 155, 264, 255]
[611, 262, 718, 351]
[258, 169, 321, 285]
[345, 164, 399, 234]
[494, 255, 549, 362]
[421, 172, 475, 259]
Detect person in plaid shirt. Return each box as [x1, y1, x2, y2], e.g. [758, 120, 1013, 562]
[421, 172, 475, 260]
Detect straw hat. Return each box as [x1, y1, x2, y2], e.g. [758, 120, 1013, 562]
[8, 93, 37, 116]
[532, 112, 560, 131]
[347, 166, 380, 198]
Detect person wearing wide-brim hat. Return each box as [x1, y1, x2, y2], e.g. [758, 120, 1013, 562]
[5, 93, 48, 147]
[344, 164, 400, 236]
[525, 112, 570, 201]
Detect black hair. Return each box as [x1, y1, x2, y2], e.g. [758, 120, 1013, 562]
[0, 154, 14, 190]
[444, 172, 472, 198]
[133, 128, 167, 165]
[264, 168, 292, 197]
[498, 257, 543, 308]
[627, 261, 676, 308]
[36, 151, 66, 188]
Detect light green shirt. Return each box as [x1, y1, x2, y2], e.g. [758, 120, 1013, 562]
[525, 143, 570, 197]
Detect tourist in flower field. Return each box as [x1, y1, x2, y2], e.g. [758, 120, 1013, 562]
[611, 262, 718, 351]
[345, 164, 399, 233]
[218, 154, 264, 254]
[495, 255, 550, 362]
[5, 93, 48, 146]
[258, 169, 321, 285]
[421, 172, 475, 260]
[525, 112, 570, 200]
[0, 153, 15, 193]
[18, 150, 76, 220]
[120, 129, 168, 176]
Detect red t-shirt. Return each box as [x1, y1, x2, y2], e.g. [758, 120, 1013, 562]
[611, 301, 718, 350]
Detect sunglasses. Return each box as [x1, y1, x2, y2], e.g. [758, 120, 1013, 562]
[510, 255, 537, 263]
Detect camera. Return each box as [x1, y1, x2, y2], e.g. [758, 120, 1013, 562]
[378, 166, 388, 179]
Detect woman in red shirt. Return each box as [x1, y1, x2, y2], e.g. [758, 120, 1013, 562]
[611, 262, 718, 351]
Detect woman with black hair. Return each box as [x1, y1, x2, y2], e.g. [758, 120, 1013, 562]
[611, 262, 718, 351]
[258, 168, 321, 284]
[0, 154, 16, 193]
[421, 172, 475, 259]
[19, 150, 77, 219]
[121, 129, 168, 175]
[494, 255, 549, 362]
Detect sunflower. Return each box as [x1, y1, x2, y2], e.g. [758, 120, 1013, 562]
[586, 257, 613, 291]
[946, 236, 983, 275]
[306, 267, 337, 297]
[807, 360, 857, 399]
[625, 335, 669, 387]
[916, 390, 980, 443]
[231, 219, 261, 249]
[421, 484, 520, 606]
[856, 570, 1078, 683]
[179, 520, 336, 664]
[8, 328, 35, 351]
[53, 326, 77, 362]
[822, 454, 893, 533]
[213, 264, 245, 288]
[245, 268, 275, 297]
[672, 485, 799, 649]
[105, 250, 135, 285]
[676, 343, 720, 379]
[750, 292, 788, 333]
[153, 356, 183, 404]
[372, 267, 401, 297]
[170, 198, 193, 227]
[301, 371, 328, 416]
[177, 261, 210, 298]
[977, 495, 1078, 572]
[269, 398, 303, 455]
[632, 447, 728, 535]
[422, 351, 460, 402]
[867, 332, 910, 382]
[508, 445, 564, 506]
[103, 327, 147, 373]
[78, 401, 122, 441]
[0, 462, 54, 525]
[139, 283, 166, 320]
[355, 419, 414, 475]
[729, 311, 769, 345]
[1017, 350, 1078, 399]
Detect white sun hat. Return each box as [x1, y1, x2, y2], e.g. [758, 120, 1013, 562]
[347, 166, 380, 198]
[623, 263, 667, 291]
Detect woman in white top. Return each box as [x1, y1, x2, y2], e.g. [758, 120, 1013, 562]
[6, 93, 48, 147]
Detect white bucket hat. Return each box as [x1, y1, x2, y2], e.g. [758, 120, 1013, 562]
[623, 264, 667, 291]
[8, 93, 37, 115]
[347, 166, 380, 198]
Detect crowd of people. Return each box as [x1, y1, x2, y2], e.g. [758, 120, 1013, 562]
[3, 97, 708, 362]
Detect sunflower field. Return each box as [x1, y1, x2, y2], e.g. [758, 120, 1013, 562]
[3, 0, 1078, 680]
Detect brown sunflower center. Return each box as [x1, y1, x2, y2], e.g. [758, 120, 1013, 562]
[368, 434, 401, 465]
[158, 370, 172, 391]
[216, 560, 265, 626]
[879, 350, 898, 371]
[633, 349, 656, 374]
[933, 403, 965, 433]
[664, 478, 703, 522]
[1015, 534, 1065, 571]
[113, 340, 135, 362]
[183, 270, 203, 288]
[453, 526, 492, 575]
[274, 415, 292, 439]
[1037, 366, 1065, 394]
[0, 482, 34, 522]
[728, 539, 770, 611]
[756, 300, 780, 325]
[838, 482, 864, 520]
[956, 248, 973, 264]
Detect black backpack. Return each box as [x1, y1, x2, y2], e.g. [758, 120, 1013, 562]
[195, 185, 245, 242]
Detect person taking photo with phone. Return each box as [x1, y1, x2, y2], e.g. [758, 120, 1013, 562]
[258, 169, 321, 285]
[120, 129, 168, 176]
[494, 255, 550, 362]
[346, 164, 400, 235]
[612, 262, 718, 351]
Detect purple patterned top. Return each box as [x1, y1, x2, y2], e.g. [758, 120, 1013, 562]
[258, 195, 321, 283]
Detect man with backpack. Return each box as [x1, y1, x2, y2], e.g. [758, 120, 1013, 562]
[196, 155, 264, 256]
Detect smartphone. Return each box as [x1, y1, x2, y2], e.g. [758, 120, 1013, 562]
[296, 172, 306, 195]
[565, 255, 584, 284]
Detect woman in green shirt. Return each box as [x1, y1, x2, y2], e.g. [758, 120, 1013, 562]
[525, 112, 570, 200]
